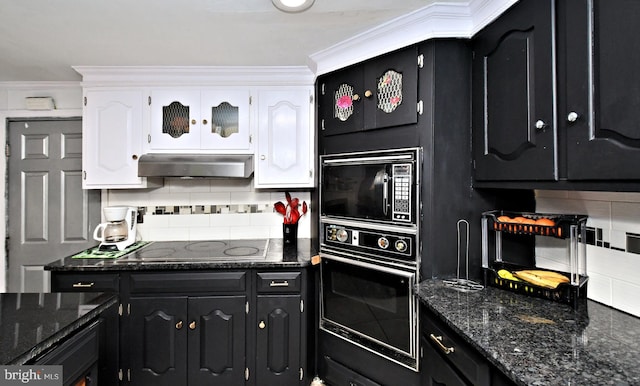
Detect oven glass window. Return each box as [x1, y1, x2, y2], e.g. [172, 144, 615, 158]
[321, 164, 389, 221]
[321, 258, 411, 353]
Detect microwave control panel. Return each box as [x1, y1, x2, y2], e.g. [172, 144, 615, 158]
[323, 223, 415, 261]
[392, 164, 412, 222]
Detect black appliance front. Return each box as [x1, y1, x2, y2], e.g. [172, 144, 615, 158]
[320, 252, 418, 370]
[320, 147, 421, 226]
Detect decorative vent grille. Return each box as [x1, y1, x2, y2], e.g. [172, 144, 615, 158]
[377, 70, 403, 113]
[334, 83, 355, 122]
[162, 102, 190, 138]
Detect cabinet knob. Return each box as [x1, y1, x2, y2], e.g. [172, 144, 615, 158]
[352, 94, 360, 101]
[535, 120, 547, 130]
[567, 111, 579, 123]
[191, 119, 197, 125]
[202, 119, 208, 125]
[189, 321, 196, 330]
[364, 90, 373, 98]
[175, 321, 183, 330]
[132, 154, 138, 160]
[259, 321, 266, 329]
[260, 155, 266, 160]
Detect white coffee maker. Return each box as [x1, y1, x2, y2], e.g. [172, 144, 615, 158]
[93, 206, 138, 251]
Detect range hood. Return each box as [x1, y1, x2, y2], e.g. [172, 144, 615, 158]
[137, 154, 254, 178]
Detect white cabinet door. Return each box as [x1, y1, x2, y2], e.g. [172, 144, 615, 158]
[149, 90, 201, 150]
[255, 88, 314, 188]
[200, 89, 252, 151]
[83, 90, 152, 188]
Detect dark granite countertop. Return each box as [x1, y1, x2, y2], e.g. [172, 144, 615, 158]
[417, 279, 640, 386]
[45, 238, 314, 271]
[1, 292, 118, 365]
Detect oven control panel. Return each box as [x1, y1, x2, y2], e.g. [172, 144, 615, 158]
[323, 223, 416, 262]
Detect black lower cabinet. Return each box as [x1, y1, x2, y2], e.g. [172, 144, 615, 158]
[255, 295, 301, 385]
[34, 320, 101, 386]
[129, 295, 246, 386]
[420, 305, 515, 386]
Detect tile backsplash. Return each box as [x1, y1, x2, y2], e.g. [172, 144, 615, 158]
[105, 178, 311, 242]
[535, 190, 640, 317]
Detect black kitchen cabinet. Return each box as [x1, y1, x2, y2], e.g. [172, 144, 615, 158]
[473, 0, 640, 184]
[129, 295, 246, 386]
[472, 0, 555, 181]
[318, 45, 419, 136]
[50, 267, 311, 386]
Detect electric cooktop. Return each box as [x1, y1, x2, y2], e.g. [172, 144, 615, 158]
[117, 239, 269, 263]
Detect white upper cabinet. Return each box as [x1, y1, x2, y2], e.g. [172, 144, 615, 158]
[255, 88, 314, 188]
[82, 89, 160, 189]
[148, 89, 252, 152]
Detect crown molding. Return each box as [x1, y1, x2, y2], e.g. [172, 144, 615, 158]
[308, 0, 517, 76]
[72, 66, 315, 87]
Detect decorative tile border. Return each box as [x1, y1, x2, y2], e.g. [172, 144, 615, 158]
[584, 226, 640, 255]
[138, 204, 274, 217]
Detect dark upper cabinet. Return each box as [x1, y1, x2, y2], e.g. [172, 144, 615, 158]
[562, 0, 640, 179]
[318, 46, 419, 136]
[472, 0, 555, 181]
[473, 0, 640, 183]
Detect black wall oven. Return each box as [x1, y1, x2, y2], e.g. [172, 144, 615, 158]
[320, 148, 422, 371]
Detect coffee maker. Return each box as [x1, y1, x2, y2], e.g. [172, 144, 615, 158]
[93, 206, 138, 251]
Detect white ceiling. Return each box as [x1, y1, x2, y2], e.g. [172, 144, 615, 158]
[0, 0, 472, 82]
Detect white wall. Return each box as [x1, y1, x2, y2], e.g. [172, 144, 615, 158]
[535, 190, 640, 317]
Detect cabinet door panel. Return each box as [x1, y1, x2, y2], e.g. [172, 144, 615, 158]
[129, 297, 187, 386]
[256, 295, 301, 385]
[364, 46, 418, 131]
[188, 296, 246, 386]
[565, 0, 640, 179]
[472, 0, 556, 181]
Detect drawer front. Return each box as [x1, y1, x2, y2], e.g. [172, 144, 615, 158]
[51, 272, 119, 292]
[422, 313, 490, 386]
[323, 356, 382, 386]
[35, 320, 101, 384]
[129, 271, 247, 294]
[256, 271, 302, 293]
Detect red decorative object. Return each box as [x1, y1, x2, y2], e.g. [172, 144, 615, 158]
[336, 95, 353, 109]
[275, 192, 308, 224]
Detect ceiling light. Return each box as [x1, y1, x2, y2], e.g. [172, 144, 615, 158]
[272, 0, 315, 13]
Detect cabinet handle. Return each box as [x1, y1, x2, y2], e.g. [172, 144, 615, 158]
[270, 280, 289, 287]
[72, 282, 94, 288]
[175, 321, 183, 330]
[189, 321, 196, 330]
[259, 321, 266, 329]
[191, 119, 197, 125]
[202, 119, 208, 125]
[535, 120, 547, 130]
[352, 94, 360, 101]
[567, 111, 579, 123]
[430, 334, 455, 355]
[364, 90, 373, 98]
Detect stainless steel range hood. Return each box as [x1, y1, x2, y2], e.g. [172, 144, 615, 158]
[137, 154, 253, 178]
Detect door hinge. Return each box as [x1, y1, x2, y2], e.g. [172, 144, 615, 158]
[300, 368, 304, 381]
[321, 83, 325, 95]
[417, 100, 424, 115]
[245, 368, 250, 381]
[300, 299, 304, 313]
[321, 119, 325, 131]
[118, 369, 123, 381]
[246, 301, 249, 314]
[309, 170, 313, 178]
[148, 96, 151, 105]
[417, 54, 424, 69]
[82, 170, 87, 180]
[147, 134, 151, 143]
[127, 369, 131, 382]
[249, 95, 253, 105]
[127, 303, 131, 316]
[118, 303, 123, 316]
[309, 94, 313, 104]
[5, 144, 9, 158]
[249, 134, 253, 144]
[84, 96, 87, 106]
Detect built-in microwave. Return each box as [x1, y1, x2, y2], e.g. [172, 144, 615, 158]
[320, 147, 421, 226]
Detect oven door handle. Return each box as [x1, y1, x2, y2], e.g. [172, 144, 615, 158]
[321, 252, 415, 279]
[382, 173, 389, 216]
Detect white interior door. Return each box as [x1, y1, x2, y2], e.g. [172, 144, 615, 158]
[7, 118, 101, 292]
